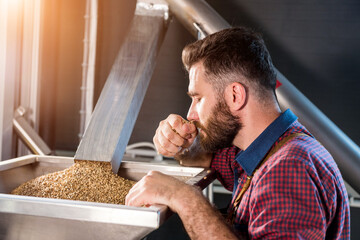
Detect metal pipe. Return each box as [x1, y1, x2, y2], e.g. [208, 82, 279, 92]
[13, 107, 51, 156]
[164, 0, 360, 193]
[165, 0, 230, 38]
[276, 71, 360, 193]
[79, 0, 91, 140]
[79, 0, 98, 140]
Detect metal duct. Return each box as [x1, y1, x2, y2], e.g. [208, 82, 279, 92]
[164, 0, 360, 193]
[75, 0, 169, 173]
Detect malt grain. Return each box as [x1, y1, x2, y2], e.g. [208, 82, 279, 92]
[11, 160, 136, 205]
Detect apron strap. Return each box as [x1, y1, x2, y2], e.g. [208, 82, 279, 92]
[227, 133, 309, 224]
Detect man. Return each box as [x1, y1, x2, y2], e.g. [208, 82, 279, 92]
[126, 27, 350, 239]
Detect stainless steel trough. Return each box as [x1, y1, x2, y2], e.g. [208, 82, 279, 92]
[0, 155, 215, 240]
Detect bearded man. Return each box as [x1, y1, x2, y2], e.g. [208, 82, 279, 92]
[125, 27, 350, 239]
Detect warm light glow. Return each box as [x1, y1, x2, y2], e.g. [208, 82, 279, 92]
[0, 0, 22, 14]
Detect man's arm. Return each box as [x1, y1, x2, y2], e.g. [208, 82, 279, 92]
[153, 114, 212, 167]
[125, 171, 239, 240]
[174, 184, 238, 240]
[175, 135, 213, 167]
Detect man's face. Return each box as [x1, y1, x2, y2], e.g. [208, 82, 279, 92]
[187, 62, 241, 152]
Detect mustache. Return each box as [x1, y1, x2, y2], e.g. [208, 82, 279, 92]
[193, 121, 205, 132]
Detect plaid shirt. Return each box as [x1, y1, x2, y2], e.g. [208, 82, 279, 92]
[211, 110, 350, 239]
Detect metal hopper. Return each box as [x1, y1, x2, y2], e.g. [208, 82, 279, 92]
[0, 155, 215, 240]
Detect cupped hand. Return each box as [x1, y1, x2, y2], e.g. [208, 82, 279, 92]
[153, 114, 197, 157]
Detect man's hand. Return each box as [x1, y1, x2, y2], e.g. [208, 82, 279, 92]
[125, 171, 239, 240]
[153, 114, 197, 157]
[125, 170, 192, 212]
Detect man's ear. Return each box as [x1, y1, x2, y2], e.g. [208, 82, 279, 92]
[225, 82, 247, 111]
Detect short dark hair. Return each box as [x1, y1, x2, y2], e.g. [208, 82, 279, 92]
[182, 27, 277, 100]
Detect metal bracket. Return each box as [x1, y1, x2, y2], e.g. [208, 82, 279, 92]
[13, 106, 51, 155]
[193, 22, 206, 40]
[136, 0, 169, 22]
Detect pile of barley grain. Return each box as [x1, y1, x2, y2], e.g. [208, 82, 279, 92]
[11, 160, 136, 205]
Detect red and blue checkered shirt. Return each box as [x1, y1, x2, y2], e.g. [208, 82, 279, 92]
[211, 109, 350, 239]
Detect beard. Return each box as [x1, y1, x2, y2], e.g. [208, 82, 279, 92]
[194, 100, 242, 152]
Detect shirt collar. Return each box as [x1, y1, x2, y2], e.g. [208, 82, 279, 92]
[235, 109, 298, 176]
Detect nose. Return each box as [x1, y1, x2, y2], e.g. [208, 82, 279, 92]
[187, 102, 199, 121]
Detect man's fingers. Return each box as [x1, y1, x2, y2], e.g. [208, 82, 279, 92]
[168, 114, 182, 128]
[156, 120, 190, 152]
[126, 185, 147, 207]
[153, 134, 179, 156]
[159, 129, 182, 153]
[125, 171, 165, 207]
[182, 122, 197, 139]
[153, 114, 198, 157]
[167, 115, 197, 138]
[163, 121, 187, 146]
[126, 174, 152, 207]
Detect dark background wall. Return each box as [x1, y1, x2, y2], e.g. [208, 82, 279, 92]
[130, 0, 360, 148]
[209, 0, 360, 144]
